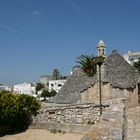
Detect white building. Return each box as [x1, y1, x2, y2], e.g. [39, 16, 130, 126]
[0, 85, 12, 91]
[48, 80, 66, 93]
[13, 83, 35, 96]
[40, 75, 54, 87]
[123, 51, 140, 65]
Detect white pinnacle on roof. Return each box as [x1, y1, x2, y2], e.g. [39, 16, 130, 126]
[98, 40, 105, 47]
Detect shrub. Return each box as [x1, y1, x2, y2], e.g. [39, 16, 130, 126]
[50, 90, 57, 97]
[41, 90, 50, 99]
[41, 90, 57, 99]
[50, 129, 65, 134]
[0, 90, 40, 131]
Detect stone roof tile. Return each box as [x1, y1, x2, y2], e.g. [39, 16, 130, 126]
[50, 68, 97, 104]
[104, 50, 138, 88]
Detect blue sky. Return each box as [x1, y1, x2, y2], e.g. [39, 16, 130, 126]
[0, 0, 140, 85]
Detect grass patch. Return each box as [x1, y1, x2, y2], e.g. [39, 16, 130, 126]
[50, 129, 65, 134]
[87, 120, 95, 125]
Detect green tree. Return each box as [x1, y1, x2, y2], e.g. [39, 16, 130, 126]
[74, 54, 97, 77]
[53, 69, 60, 80]
[133, 60, 140, 73]
[0, 90, 40, 131]
[35, 82, 45, 94]
[41, 90, 50, 100]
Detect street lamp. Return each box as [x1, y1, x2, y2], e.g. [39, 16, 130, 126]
[95, 56, 105, 116]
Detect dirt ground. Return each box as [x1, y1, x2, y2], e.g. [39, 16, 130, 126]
[0, 129, 84, 140]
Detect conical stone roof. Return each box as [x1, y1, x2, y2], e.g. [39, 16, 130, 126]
[50, 68, 97, 104]
[103, 50, 138, 88]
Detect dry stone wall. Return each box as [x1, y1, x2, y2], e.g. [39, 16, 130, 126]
[33, 103, 109, 125]
[31, 98, 129, 139]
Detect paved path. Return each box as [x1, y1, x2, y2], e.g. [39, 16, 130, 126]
[126, 106, 140, 140]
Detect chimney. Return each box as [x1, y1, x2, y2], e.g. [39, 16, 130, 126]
[112, 49, 117, 54]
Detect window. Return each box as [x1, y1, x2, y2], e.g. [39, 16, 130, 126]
[49, 111, 55, 115]
[99, 49, 101, 54]
[58, 84, 62, 87]
[102, 49, 104, 55]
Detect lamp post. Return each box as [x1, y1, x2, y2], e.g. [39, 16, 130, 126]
[95, 56, 105, 116]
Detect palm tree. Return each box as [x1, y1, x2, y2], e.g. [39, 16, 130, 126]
[74, 54, 97, 77]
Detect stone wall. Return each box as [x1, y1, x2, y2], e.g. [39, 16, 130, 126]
[81, 98, 126, 140]
[126, 87, 138, 107]
[31, 98, 127, 139]
[80, 82, 138, 107]
[33, 103, 109, 125]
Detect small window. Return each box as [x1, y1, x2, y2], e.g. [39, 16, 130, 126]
[102, 49, 104, 55]
[58, 84, 62, 87]
[99, 49, 101, 54]
[51, 84, 54, 87]
[49, 111, 55, 115]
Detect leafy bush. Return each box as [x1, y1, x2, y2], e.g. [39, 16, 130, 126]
[0, 90, 40, 131]
[50, 90, 57, 97]
[41, 90, 50, 99]
[41, 90, 57, 99]
[133, 60, 140, 73]
[35, 82, 45, 94]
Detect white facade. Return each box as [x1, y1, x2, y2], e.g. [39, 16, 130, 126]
[40, 75, 54, 87]
[123, 51, 140, 65]
[48, 80, 66, 93]
[0, 85, 12, 91]
[13, 83, 35, 96]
